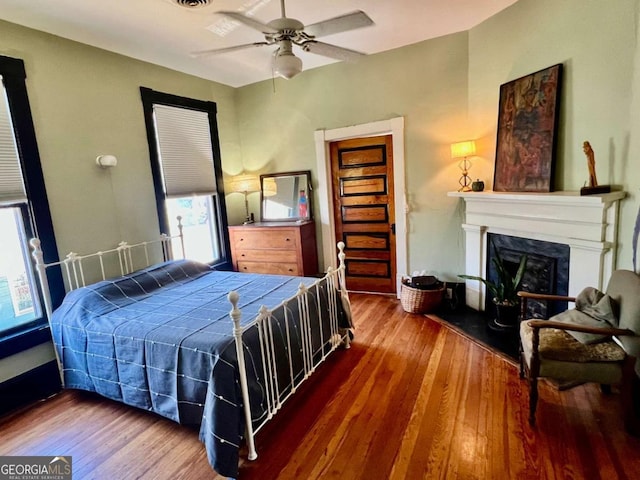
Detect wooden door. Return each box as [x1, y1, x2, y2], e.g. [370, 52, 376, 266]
[330, 135, 396, 294]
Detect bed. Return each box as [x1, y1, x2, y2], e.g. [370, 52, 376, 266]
[30, 229, 352, 478]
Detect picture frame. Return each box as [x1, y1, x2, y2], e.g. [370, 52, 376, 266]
[493, 64, 563, 192]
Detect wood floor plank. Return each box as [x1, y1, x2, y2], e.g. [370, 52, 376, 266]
[1, 292, 639, 479]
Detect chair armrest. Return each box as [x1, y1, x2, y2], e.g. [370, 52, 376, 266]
[517, 291, 576, 302]
[526, 319, 634, 337]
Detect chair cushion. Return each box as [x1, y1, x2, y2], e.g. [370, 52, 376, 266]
[520, 320, 626, 363]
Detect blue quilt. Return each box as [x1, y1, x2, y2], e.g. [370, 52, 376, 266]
[50, 260, 346, 477]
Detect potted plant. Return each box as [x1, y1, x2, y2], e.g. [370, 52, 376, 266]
[459, 241, 528, 329]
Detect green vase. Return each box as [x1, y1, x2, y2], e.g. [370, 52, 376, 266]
[471, 179, 485, 192]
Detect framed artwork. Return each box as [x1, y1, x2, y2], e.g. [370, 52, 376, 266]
[493, 64, 563, 192]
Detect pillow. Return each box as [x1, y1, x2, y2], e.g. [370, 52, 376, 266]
[550, 287, 618, 344]
[574, 287, 619, 327]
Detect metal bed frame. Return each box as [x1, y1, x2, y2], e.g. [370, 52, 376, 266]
[29, 223, 351, 462]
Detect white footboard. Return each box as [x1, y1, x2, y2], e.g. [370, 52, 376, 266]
[228, 241, 351, 461]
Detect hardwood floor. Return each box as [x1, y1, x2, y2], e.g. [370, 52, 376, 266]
[1, 292, 638, 479]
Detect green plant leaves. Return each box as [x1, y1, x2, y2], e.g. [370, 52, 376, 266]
[458, 238, 528, 305]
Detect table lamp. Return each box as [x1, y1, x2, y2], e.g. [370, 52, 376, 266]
[229, 174, 260, 224]
[451, 140, 476, 192]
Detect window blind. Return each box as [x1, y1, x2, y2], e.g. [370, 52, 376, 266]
[0, 75, 27, 205]
[153, 104, 217, 198]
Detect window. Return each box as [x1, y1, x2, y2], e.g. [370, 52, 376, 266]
[0, 208, 38, 329]
[0, 55, 62, 354]
[140, 88, 231, 268]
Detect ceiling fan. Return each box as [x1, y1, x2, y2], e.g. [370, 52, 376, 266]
[191, 0, 374, 79]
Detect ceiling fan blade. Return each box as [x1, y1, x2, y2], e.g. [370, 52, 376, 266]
[302, 41, 365, 62]
[217, 11, 279, 34]
[304, 11, 374, 38]
[190, 42, 270, 58]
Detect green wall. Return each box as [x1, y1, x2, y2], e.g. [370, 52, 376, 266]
[2, 0, 640, 381]
[468, 0, 638, 269]
[236, 32, 470, 273]
[3, 0, 637, 284]
[0, 20, 242, 382]
[0, 19, 242, 258]
[236, 0, 640, 278]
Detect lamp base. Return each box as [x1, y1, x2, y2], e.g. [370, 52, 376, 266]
[243, 212, 255, 224]
[458, 157, 472, 192]
[458, 174, 471, 192]
[580, 185, 611, 196]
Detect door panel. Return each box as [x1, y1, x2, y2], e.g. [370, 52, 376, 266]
[340, 176, 386, 196]
[341, 205, 388, 223]
[343, 233, 389, 250]
[331, 135, 396, 294]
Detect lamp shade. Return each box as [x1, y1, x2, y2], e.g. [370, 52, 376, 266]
[262, 177, 277, 197]
[450, 140, 476, 159]
[228, 174, 260, 193]
[274, 54, 302, 79]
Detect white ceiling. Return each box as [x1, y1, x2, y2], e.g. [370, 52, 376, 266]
[0, 0, 517, 88]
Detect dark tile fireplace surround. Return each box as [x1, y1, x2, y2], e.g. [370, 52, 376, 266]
[437, 233, 571, 360]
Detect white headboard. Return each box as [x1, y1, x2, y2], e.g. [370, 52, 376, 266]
[30, 219, 185, 318]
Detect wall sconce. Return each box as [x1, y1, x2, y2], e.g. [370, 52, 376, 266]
[450, 140, 476, 192]
[228, 173, 261, 224]
[96, 154, 118, 168]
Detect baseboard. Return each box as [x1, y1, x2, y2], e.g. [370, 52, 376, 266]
[0, 360, 61, 417]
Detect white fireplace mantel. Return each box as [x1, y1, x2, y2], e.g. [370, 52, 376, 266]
[448, 190, 626, 311]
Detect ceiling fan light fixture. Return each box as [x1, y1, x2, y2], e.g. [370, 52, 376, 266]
[171, 0, 212, 8]
[274, 53, 302, 80]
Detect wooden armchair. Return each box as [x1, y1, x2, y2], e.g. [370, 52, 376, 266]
[518, 270, 640, 434]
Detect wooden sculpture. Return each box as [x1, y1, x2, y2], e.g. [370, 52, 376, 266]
[580, 141, 610, 195]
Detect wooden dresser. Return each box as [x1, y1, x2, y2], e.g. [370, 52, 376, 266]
[228, 221, 318, 276]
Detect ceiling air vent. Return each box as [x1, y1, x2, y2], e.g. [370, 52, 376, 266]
[171, 0, 212, 8]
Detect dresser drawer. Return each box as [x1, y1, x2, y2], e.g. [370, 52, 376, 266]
[233, 229, 298, 249]
[234, 249, 298, 263]
[237, 261, 300, 275]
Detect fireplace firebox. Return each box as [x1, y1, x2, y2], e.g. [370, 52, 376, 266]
[486, 233, 569, 321]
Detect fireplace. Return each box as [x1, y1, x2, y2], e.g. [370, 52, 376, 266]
[486, 233, 570, 319]
[449, 190, 625, 313]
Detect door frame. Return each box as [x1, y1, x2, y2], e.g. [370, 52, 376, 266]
[314, 117, 406, 297]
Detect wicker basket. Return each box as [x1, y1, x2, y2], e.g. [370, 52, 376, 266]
[400, 281, 445, 314]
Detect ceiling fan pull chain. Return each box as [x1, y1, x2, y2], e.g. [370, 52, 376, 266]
[271, 50, 278, 93]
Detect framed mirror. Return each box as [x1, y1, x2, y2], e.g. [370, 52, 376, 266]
[260, 170, 312, 222]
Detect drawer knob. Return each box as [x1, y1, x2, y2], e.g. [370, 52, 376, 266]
[241, 253, 245, 257]
[285, 238, 290, 241]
